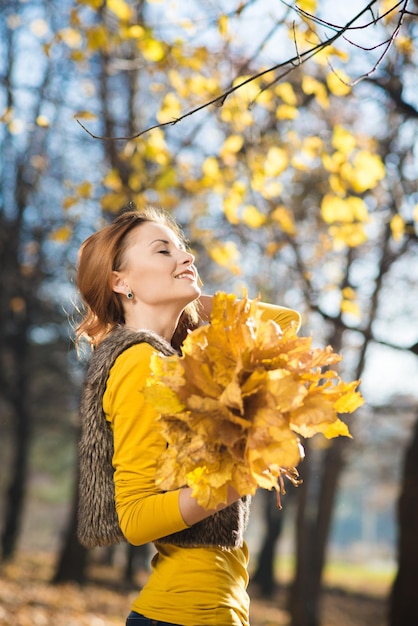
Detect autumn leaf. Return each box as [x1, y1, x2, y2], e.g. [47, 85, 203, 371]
[144, 292, 363, 509]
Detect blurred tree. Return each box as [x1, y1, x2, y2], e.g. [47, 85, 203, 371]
[0, 0, 103, 560]
[389, 413, 418, 626]
[0, 0, 56, 558]
[51, 3, 418, 625]
[1, 2, 417, 626]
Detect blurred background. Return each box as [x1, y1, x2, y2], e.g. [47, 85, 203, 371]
[1, 1, 417, 625]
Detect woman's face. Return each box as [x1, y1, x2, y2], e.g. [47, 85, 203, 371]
[113, 221, 200, 311]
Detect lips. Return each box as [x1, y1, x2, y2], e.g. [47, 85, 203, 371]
[175, 270, 196, 281]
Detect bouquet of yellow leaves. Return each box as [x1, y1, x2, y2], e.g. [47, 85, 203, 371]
[144, 292, 364, 509]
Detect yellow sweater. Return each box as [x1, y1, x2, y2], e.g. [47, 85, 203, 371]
[102, 302, 300, 625]
[103, 343, 250, 625]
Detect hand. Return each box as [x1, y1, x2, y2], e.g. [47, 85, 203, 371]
[178, 484, 243, 527]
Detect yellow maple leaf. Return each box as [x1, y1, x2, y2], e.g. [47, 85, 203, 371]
[146, 293, 363, 509]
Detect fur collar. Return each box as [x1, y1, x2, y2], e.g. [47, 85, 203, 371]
[77, 326, 250, 549]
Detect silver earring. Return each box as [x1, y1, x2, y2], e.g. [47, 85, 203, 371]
[126, 290, 133, 300]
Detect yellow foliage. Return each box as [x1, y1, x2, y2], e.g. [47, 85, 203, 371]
[77, 0, 103, 9]
[380, 0, 398, 23]
[271, 205, 296, 236]
[395, 36, 414, 56]
[59, 27, 82, 49]
[232, 76, 262, 103]
[202, 156, 220, 182]
[322, 151, 346, 173]
[77, 181, 93, 198]
[342, 286, 356, 300]
[344, 151, 385, 193]
[103, 169, 123, 191]
[0, 107, 13, 123]
[187, 74, 219, 97]
[155, 167, 178, 190]
[220, 99, 254, 130]
[413, 204, 418, 223]
[327, 70, 351, 96]
[62, 197, 77, 210]
[301, 136, 323, 159]
[221, 134, 244, 156]
[297, 0, 317, 12]
[126, 25, 145, 38]
[302, 76, 329, 109]
[156, 93, 181, 123]
[141, 38, 166, 62]
[390, 214, 405, 241]
[332, 126, 356, 155]
[223, 182, 246, 225]
[276, 104, 299, 120]
[168, 69, 187, 97]
[74, 109, 97, 120]
[242, 205, 266, 229]
[49, 225, 73, 242]
[85, 25, 108, 51]
[264, 146, 288, 177]
[208, 243, 241, 275]
[100, 191, 129, 212]
[341, 299, 361, 318]
[321, 195, 369, 225]
[275, 82, 297, 106]
[36, 115, 50, 127]
[106, 0, 131, 21]
[144, 293, 362, 509]
[329, 174, 347, 196]
[218, 15, 229, 37]
[260, 181, 283, 200]
[144, 129, 170, 165]
[341, 286, 361, 317]
[329, 223, 368, 249]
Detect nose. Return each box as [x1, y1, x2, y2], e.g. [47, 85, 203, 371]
[180, 249, 195, 265]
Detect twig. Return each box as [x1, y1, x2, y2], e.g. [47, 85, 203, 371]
[75, 0, 410, 141]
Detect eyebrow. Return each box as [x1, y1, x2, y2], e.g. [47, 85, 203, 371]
[148, 238, 170, 247]
[148, 238, 186, 250]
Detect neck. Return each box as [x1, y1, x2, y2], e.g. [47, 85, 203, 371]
[124, 306, 182, 343]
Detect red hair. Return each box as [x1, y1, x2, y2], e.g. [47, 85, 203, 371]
[75, 207, 199, 350]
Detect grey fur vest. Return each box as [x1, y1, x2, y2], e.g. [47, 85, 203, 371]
[77, 326, 250, 549]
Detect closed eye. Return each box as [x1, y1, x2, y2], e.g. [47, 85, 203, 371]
[158, 249, 170, 255]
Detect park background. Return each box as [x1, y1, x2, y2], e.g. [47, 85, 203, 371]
[1, 1, 418, 625]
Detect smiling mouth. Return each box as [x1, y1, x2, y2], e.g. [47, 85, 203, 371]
[175, 272, 196, 280]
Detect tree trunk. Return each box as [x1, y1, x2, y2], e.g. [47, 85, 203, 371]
[0, 319, 31, 561]
[252, 488, 289, 597]
[389, 414, 418, 626]
[288, 435, 347, 626]
[53, 471, 88, 584]
[1, 398, 31, 560]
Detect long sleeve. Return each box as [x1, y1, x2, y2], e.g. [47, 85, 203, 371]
[103, 342, 188, 546]
[256, 301, 302, 331]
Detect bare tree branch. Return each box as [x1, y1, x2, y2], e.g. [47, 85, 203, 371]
[75, 0, 411, 141]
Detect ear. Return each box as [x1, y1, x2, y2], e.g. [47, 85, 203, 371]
[111, 271, 128, 295]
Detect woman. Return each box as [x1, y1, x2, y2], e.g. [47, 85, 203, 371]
[76, 207, 301, 626]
